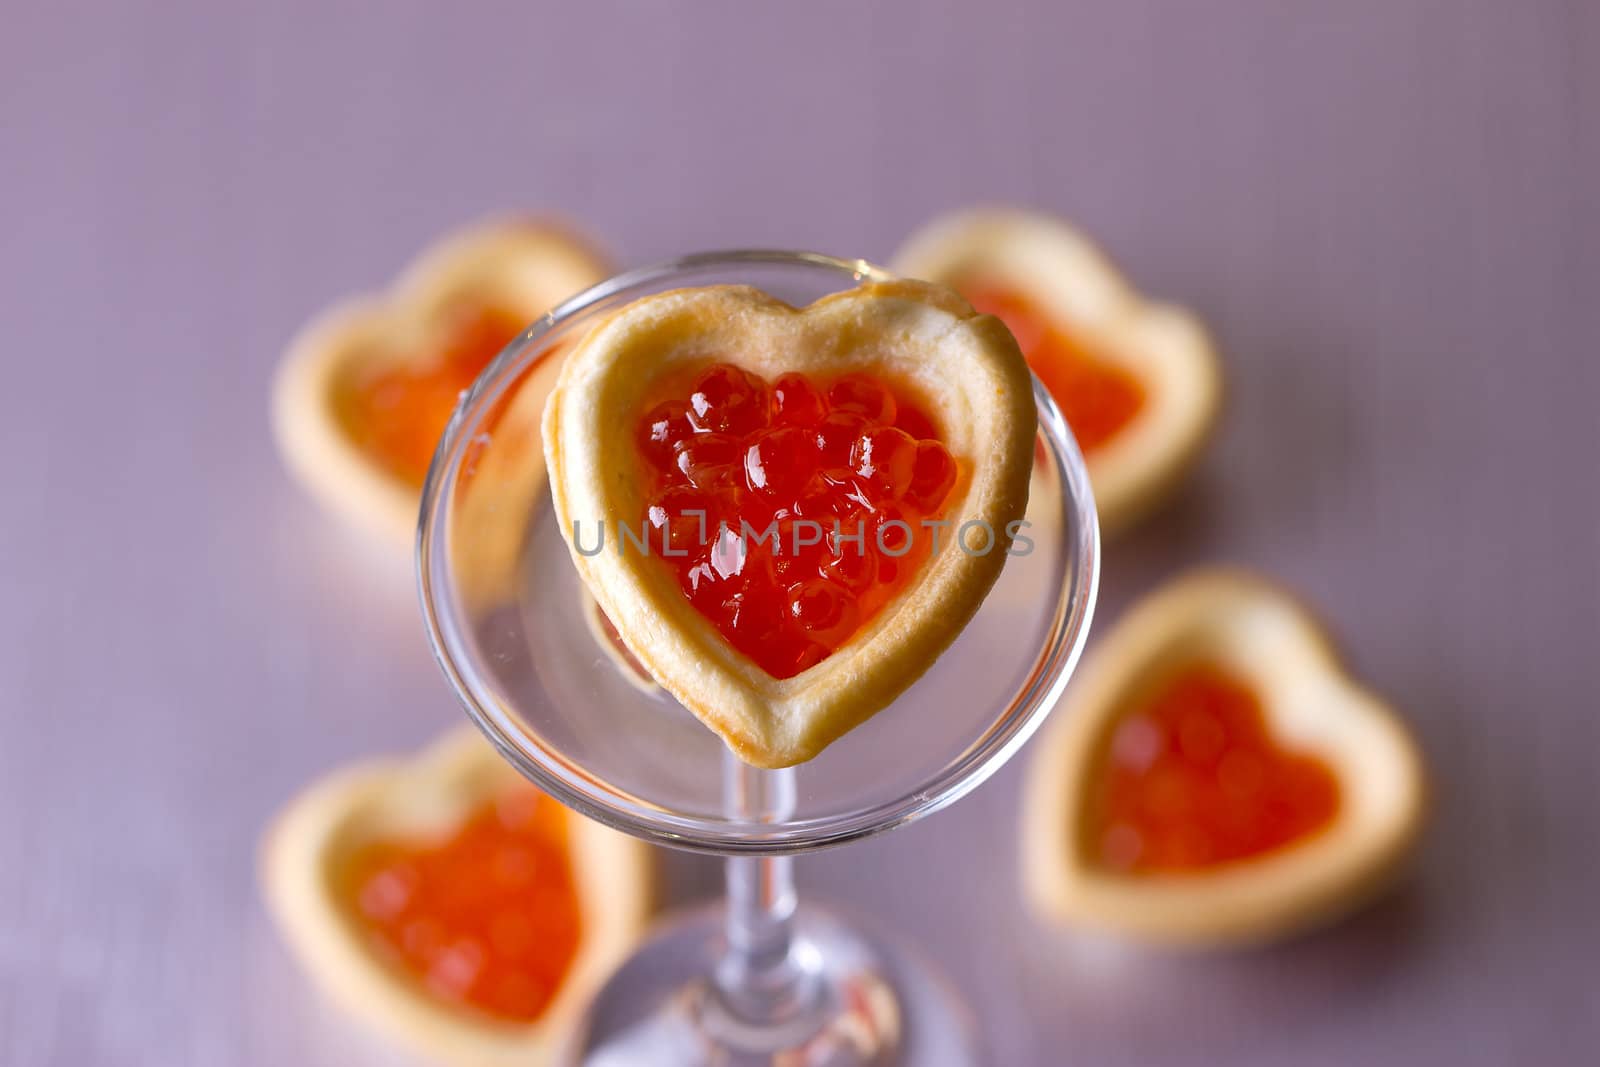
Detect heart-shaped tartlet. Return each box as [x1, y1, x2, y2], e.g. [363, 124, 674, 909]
[1022, 570, 1426, 947]
[273, 220, 608, 548]
[543, 280, 1037, 768]
[892, 208, 1220, 535]
[262, 729, 651, 1066]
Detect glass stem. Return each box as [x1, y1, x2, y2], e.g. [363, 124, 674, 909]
[714, 750, 819, 1027]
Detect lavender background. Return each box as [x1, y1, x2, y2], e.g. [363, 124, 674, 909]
[3, 2, 1597, 1064]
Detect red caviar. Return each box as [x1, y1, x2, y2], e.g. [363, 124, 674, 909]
[959, 283, 1144, 454]
[1089, 665, 1340, 873]
[635, 363, 960, 679]
[342, 788, 581, 1022]
[337, 304, 527, 486]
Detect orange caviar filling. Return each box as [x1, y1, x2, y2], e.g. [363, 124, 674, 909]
[959, 283, 1144, 453]
[336, 304, 527, 486]
[1089, 664, 1340, 873]
[635, 363, 960, 679]
[342, 788, 581, 1022]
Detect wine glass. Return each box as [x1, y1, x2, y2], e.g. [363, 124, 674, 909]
[417, 251, 1099, 1064]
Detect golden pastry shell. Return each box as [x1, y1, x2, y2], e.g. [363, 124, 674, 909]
[261, 729, 652, 1065]
[1022, 569, 1426, 948]
[543, 280, 1038, 768]
[892, 208, 1220, 536]
[272, 219, 608, 549]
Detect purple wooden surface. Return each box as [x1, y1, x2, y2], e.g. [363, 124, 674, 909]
[3, 2, 1597, 1063]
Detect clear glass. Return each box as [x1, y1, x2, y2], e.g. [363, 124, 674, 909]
[417, 251, 1100, 1064]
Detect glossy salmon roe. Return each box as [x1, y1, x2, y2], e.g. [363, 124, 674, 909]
[1089, 665, 1340, 873]
[342, 788, 581, 1022]
[959, 283, 1144, 454]
[635, 363, 960, 679]
[336, 304, 526, 486]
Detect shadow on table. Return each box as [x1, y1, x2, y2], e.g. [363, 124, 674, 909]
[1012, 880, 1426, 1054]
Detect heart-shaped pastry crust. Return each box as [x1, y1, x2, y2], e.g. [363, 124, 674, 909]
[544, 280, 1036, 768]
[261, 729, 651, 1065]
[273, 220, 608, 548]
[892, 208, 1220, 535]
[1022, 570, 1426, 947]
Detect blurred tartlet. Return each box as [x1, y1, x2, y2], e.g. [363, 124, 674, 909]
[1022, 570, 1426, 948]
[892, 208, 1220, 535]
[261, 729, 651, 1066]
[272, 220, 608, 548]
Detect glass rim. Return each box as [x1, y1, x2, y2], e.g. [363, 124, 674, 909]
[416, 249, 1101, 856]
